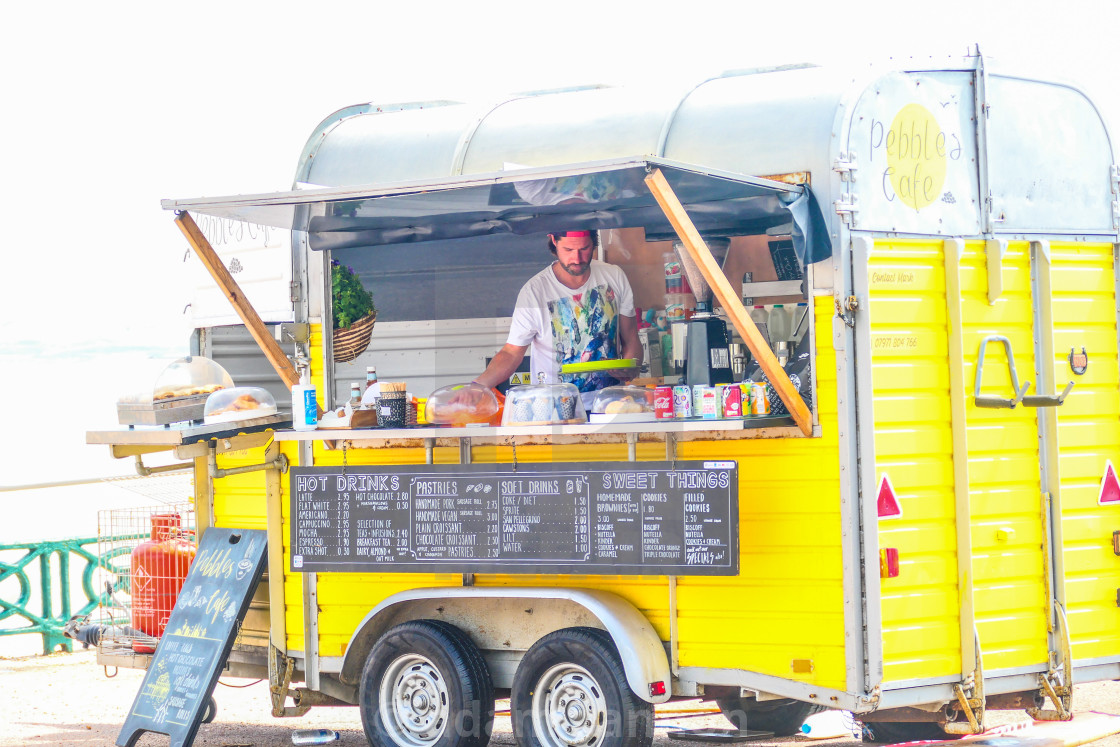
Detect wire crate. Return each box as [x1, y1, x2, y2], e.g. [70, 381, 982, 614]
[96, 503, 198, 655]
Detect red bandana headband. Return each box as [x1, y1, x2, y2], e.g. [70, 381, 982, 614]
[551, 231, 591, 238]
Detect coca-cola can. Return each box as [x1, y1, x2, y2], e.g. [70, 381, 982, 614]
[672, 385, 693, 418]
[722, 383, 743, 417]
[654, 386, 675, 419]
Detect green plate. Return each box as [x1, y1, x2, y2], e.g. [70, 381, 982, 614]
[560, 358, 637, 374]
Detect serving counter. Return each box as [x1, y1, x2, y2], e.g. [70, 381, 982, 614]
[272, 414, 802, 450]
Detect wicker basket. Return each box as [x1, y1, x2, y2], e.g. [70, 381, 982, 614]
[332, 312, 376, 363]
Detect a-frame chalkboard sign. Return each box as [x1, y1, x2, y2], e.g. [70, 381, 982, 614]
[117, 528, 268, 747]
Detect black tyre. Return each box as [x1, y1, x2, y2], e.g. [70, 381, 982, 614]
[715, 696, 824, 737]
[512, 627, 653, 747]
[859, 720, 958, 743]
[359, 619, 494, 747]
[201, 694, 217, 724]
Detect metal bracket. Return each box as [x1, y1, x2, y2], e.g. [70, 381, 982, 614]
[269, 644, 311, 718]
[835, 295, 858, 328]
[833, 152, 857, 182]
[855, 684, 882, 712]
[834, 193, 858, 223]
[943, 629, 985, 734]
[279, 322, 311, 344]
[209, 448, 289, 479]
[1028, 603, 1074, 721]
[133, 454, 193, 477]
[973, 336, 1030, 408]
[1021, 380, 1075, 408]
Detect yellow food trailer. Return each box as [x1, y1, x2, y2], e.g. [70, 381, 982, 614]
[88, 53, 1120, 747]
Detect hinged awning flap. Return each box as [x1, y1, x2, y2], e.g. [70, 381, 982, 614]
[163, 157, 832, 266]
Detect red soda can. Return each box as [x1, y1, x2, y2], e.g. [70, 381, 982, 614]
[722, 382, 743, 417]
[654, 386, 675, 419]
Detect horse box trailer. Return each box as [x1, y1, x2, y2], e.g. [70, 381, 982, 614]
[89, 53, 1120, 746]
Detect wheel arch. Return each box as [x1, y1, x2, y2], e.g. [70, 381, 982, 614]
[338, 587, 671, 704]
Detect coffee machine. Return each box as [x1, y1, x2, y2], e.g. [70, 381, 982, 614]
[671, 240, 734, 387]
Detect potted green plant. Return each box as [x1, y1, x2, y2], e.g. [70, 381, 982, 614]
[331, 260, 377, 363]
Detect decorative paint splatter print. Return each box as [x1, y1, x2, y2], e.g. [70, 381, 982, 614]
[548, 284, 620, 392]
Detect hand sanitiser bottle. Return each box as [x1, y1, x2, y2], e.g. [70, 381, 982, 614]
[291, 371, 317, 431]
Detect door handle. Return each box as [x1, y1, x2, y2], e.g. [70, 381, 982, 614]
[973, 336, 1031, 409]
[1022, 380, 1075, 408]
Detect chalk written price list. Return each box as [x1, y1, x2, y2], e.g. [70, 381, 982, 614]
[290, 463, 737, 576]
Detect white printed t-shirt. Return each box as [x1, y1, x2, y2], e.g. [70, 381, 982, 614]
[507, 259, 635, 394]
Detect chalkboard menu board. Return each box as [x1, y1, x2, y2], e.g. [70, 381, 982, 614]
[117, 528, 268, 747]
[768, 239, 804, 282]
[290, 461, 737, 575]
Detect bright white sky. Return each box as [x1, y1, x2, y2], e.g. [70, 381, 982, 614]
[2, 0, 1118, 350]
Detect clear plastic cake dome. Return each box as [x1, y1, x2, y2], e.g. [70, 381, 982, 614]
[203, 386, 278, 424]
[152, 356, 234, 402]
[426, 383, 500, 426]
[502, 382, 586, 426]
[589, 385, 655, 423]
[116, 356, 237, 425]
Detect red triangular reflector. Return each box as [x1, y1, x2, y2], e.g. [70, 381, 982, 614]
[877, 474, 903, 519]
[1099, 461, 1120, 505]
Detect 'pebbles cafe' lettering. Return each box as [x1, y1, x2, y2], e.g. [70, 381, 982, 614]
[871, 103, 962, 211]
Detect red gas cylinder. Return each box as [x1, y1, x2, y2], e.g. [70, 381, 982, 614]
[130, 513, 196, 638]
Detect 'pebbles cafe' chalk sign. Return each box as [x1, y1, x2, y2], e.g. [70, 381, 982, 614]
[847, 72, 981, 236]
[117, 529, 267, 747]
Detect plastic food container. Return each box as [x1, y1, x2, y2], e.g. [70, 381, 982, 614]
[117, 356, 236, 425]
[426, 383, 500, 426]
[502, 383, 586, 426]
[589, 385, 655, 423]
[153, 356, 235, 401]
[203, 387, 278, 424]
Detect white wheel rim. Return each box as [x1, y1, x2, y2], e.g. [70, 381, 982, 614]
[379, 653, 450, 747]
[530, 663, 608, 747]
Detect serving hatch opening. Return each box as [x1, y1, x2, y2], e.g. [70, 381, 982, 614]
[164, 157, 832, 438]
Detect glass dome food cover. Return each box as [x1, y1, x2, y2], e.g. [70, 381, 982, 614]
[116, 356, 237, 426]
[502, 382, 586, 426]
[153, 356, 234, 402]
[426, 383, 500, 426]
[204, 386, 278, 424]
[589, 385, 655, 423]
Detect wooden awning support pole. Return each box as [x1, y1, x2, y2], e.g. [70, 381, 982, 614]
[644, 169, 814, 437]
[174, 211, 301, 390]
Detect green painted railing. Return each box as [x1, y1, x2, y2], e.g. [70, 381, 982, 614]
[0, 535, 139, 654]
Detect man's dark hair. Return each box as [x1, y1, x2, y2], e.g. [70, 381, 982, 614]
[547, 231, 599, 255]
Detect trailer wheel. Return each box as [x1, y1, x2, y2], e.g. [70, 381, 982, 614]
[714, 696, 823, 737]
[358, 619, 494, 747]
[511, 627, 653, 747]
[858, 720, 959, 743]
[201, 694, 217, 724]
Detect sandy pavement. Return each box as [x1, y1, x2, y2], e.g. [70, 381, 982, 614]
[3, 648, 1120, 747]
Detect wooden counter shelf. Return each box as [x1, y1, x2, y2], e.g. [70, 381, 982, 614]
[273, 415, 805, 450]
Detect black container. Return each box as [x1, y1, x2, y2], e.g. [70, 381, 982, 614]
[684, 313, 734, 387]
[379, 391, 408, 428]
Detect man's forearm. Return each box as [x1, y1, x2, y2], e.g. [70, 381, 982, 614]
[475, 345, 527, 389]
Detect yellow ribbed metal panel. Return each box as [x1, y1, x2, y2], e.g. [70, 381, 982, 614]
[213, 446, 270, 531]
[666, 299, 844, 689]
[870, 238, 964, 682]
[871, 238, 1052, 683]
[1049, 241, 1120, 662]
[962, 241, 1047, 673]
